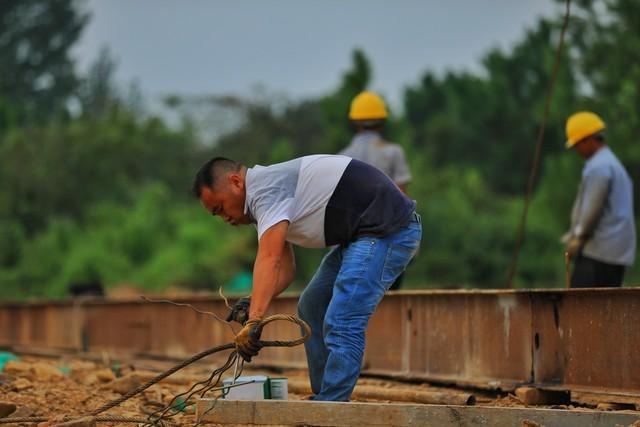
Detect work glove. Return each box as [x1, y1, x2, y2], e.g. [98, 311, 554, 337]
[225, 296, 251, 325]
[565, 236, 585, 258]
[235, 318, 263, 362]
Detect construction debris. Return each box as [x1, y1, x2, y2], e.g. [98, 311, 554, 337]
[11, 377, 33, 392]
[0, 402, 16, 418]
[597, 402, 637, 411]
[4, 360, 31, 375]
[101, 373, 141, 395]
[0, 349, 638, 426]
[0, 356, 197, 425]
[32, 362, 65, 382]
[94, 369, 115, 383]
[515, 387, 571, 406]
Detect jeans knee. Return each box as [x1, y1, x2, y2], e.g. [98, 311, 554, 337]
[324, 317, 363, 344]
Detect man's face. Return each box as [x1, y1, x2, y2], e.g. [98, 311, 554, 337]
[199, 173, 253, 226]
[573, 137, 601, 159]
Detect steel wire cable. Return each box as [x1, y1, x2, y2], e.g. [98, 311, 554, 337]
[0, 314, 310, 426]
[506, 0, 572, 288]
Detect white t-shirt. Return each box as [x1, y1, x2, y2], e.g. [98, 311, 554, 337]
[244, 155, 416, 248]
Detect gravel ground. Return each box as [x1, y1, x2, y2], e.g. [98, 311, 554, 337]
[0, 354, 637, 426]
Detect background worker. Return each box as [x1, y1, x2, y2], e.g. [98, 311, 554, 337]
[562, 111, 636, 287]
[192, 155, 421, 401]
[340, 91, 413, 289]
[340, 91, 412, 193]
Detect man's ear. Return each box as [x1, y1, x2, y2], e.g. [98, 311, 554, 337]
[228, 173, 244, 191]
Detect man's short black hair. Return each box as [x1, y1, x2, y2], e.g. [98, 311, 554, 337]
[191, 157, 242, 198]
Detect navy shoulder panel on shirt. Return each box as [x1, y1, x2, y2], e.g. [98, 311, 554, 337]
[324, 159, 416, 246]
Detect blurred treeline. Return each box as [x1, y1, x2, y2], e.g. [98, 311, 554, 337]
[0, 0, 638, 299]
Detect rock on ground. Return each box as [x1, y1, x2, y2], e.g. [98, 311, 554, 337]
[0, 401, 17, 418]
[103, 373, 141, 395]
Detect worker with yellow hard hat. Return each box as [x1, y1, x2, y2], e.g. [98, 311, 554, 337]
[341, 91, 412, 194]
[348, 91, 389, 121]
[561, 111, 636, 287]
[340, 91, 414, 290]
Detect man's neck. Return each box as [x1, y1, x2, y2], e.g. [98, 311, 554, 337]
[586, 144, 605, 159]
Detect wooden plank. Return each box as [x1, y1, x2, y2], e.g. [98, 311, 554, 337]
[539, 383, 640, 408]
[286, 378, 475, 405]
[515, 387, 570, 405]
[197, 399, 640, 427]
[571, 390, 640, 407]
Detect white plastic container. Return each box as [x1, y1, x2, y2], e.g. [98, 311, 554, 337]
[222, 375, 270, 400]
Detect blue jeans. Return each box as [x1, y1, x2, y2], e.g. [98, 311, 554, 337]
[297, 213, 422, 401]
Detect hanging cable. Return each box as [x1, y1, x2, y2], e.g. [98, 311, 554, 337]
[506, 0, 572, 288]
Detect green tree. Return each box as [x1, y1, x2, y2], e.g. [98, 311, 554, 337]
[77, 46, 120, 119]
[404, 19, 579, 195]
[0, 0, 88, 124]
[568, 0, 640, 199]
[318, 48, 372, 154]
[0, 111, 199, 233]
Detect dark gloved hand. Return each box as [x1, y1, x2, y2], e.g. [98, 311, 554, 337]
[225, 297, 251, 325]
[235, 318, 263, 362]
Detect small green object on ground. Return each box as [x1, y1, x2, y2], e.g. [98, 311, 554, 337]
[0, 352, 18, 372]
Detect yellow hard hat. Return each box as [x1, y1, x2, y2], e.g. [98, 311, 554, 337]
[565, 111, 606, 148]
[349, 91, 388, 120]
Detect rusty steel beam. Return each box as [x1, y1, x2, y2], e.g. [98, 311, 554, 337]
[1, 289, 639, 399]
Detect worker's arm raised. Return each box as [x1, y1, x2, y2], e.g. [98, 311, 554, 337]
[249, 220, 294, 320]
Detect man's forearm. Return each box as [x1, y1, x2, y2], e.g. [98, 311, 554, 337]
[250, 248, 295, 318]
[248, 221, 292, 320]
[250, 254, 282, 319]
[274, 242, 295, 295]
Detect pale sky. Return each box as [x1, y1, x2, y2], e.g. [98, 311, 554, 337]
[73, 0, 561, 109]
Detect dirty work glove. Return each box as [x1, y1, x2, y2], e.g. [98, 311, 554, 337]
[235, 318, 263, 362]
[565, 236, 585, 258]
[225, 297, 251, 325]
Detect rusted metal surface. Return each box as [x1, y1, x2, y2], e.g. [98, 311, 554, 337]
[1, 289, 639, 398]
[365, 292, 534, 388]
[0, 302, 82, 350]
[540, 289, 640, 390]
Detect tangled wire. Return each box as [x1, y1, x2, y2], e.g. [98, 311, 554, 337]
[0, 312, 310, 426]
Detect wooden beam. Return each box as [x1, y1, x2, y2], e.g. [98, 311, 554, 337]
[559, 388, 640, 407]
[287, 378, 475, 405]
[196, 399, 640, 427]
[515, 387, 570, 405]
